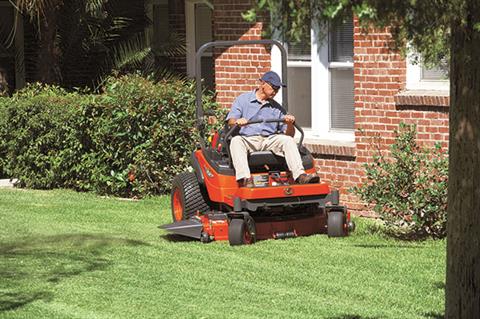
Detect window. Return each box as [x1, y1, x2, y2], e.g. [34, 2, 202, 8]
[194, 3, 213, 90]
[328, 18, 354, 131]
[185, 0, 214, 90]
[421, 64, 448, 81]
[0, 2, 16, 90]
[152, 0, 169, 52]
[406, 51, 449, 91]
[274, 15, 355, 143]
[286, 31, 312, 128]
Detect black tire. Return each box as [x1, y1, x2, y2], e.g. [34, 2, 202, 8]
[327, 210, 345, 237]
[228, 218, 255, 246]
[170, 172, 210, 222]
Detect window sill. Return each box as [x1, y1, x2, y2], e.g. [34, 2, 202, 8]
[302, 137, 356, 158]
[394, 89, 450, 107]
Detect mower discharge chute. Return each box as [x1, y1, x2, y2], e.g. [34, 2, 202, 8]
[160, 40, 355, 245]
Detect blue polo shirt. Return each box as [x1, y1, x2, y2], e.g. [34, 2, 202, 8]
[226, 90, 287, 136]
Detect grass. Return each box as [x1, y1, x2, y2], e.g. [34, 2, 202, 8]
[0, 188, 445, 319]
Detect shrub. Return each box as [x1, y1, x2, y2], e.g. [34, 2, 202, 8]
[0, 75, 219, 197]
[0, 97, 8, 178]
[352, 123, 448, 239]
[84, 75, 218, 196]
[0, 84, 90, 188]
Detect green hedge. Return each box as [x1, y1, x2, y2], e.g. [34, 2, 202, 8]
[0, 84, 88, 188]
[0, 75, 220, 197]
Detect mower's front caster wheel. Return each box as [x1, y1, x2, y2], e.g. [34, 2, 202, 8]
[200, 232, 211, 244]
[229, 218, 255, 246]
[327, 211, 346, 237]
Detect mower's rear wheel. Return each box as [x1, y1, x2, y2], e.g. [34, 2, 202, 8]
[327, 210, 345, 237]
[228, 218, 255, 246]
[171, 172, 210, 222]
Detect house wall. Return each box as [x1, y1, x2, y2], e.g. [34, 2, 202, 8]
[189, 4, 450, 215]
[314, 20, 449, 214]
[212, 0, 270, 106]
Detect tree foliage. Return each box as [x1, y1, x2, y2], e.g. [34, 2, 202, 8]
[244, 0, 479, 68]
[5, 0, 184, 88]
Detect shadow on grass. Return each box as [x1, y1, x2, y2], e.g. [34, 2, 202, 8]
[0, 233, 149, 312]
[0, 291, 53, 312]
[434, 281, 445, 290]
[161, 234, 198, 242]
[353, 243, 424, 249]
[328, 315, 381, 319]
[423, 312, 444, 319]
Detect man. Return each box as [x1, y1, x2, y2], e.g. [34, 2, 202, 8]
[226, 70, 320, 187]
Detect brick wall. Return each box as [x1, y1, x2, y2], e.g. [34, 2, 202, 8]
[318, 18, 450, 215]
[212, 0, 271, 108]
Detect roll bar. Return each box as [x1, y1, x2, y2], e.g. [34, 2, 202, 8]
[195, 40, 288, 141]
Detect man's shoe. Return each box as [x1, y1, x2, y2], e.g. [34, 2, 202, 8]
[295, 173, 320, 184]
[238, 177, 255, 188]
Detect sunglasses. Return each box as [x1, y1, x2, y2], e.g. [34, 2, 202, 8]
[266, 82, 280, 92]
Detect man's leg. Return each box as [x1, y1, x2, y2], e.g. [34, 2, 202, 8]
[263, 135, 305, 180]
[230, 135, 262, 181]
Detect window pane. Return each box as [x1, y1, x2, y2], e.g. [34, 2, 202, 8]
[195, 3, 213, 91]
[195, 4, 212, 51]
[331, 68, 354, 130]
[329, 17, 353, 63]
[153, 4, 169, 51]
[0, 6, 14, 56]
[421, 65, 448, 80]
[287, 66, 311, 128]
[287, 31, 311, 61]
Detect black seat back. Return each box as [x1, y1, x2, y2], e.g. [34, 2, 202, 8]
[248, 151, 287, 170]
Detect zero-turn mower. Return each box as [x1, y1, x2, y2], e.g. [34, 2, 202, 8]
[160, 40, 355, 245]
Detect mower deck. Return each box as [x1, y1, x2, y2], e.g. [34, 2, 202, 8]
[161, 208, 331, 242]
[161, 180, 354, 244]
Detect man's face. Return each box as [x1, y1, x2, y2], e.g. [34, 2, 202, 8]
[262, 81, 280, 99]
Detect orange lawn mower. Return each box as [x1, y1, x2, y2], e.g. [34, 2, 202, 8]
[160, 40, 355, 245]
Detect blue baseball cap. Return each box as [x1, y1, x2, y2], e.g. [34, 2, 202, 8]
[260, 71, 286, 88]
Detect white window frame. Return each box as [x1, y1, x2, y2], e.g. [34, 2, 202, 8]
[406, 50, 449, 91]
[272, 23, 355, 143]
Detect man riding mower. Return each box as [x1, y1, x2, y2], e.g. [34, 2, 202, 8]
[161, 40, 355, 245]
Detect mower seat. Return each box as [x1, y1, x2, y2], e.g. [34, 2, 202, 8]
[247, 151, 288, 171]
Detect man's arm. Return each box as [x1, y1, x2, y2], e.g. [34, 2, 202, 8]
[228, 118, 248, 127]
[226, 94, 248, 128]
[284, 114, 296, 137]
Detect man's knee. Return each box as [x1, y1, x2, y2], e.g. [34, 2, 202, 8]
[230, 136, 248, 154]
[275, 134, 296, 146]
[230, 136, 243, 148]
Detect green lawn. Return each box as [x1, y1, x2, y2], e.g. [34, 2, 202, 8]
[0, 188, 445, 319]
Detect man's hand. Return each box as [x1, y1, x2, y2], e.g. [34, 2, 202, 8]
[284, 114, 296, 125]
[228, 117, 248, 126]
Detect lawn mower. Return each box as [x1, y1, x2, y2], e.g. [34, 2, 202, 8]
[160, 40, 355, 245]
